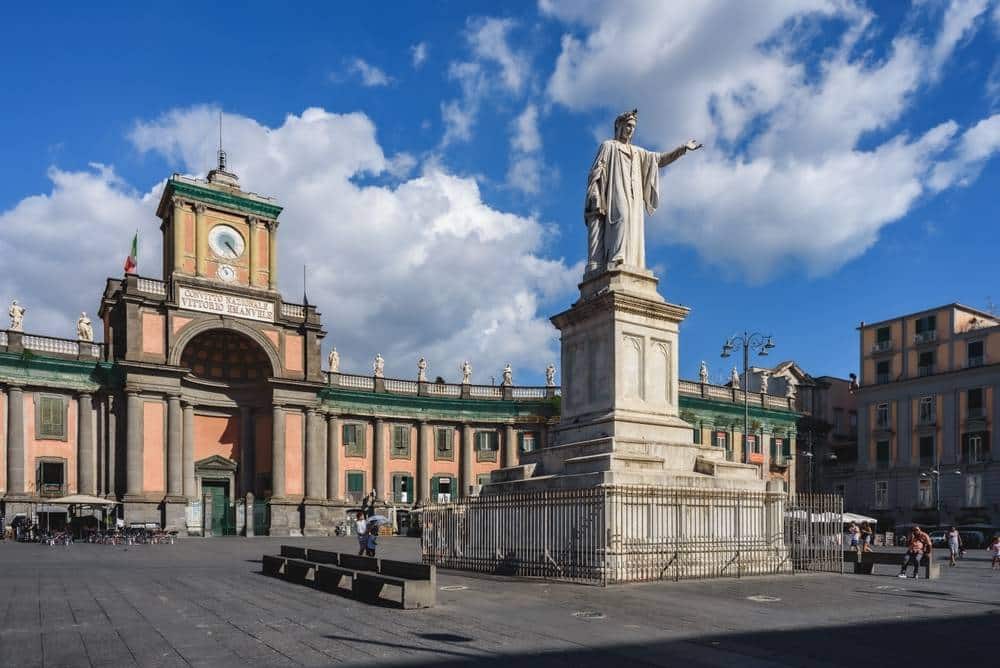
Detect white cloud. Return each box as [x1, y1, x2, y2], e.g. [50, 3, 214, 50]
[542, 0, 1000, 280]
[507, 104, 545, 194]
[0, 107, 574, 382]
[928, 113, 1000, 190]
[0, 164, 158, 336]
[511, 104, 541, 154]
[346, 58, 392, 87]
[466, 17, 528, 94]
[411, 42, 428, 69]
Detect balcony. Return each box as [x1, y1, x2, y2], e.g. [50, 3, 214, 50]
[871, 340, 893, 354]
[38, 483, 65, 498]
[876, 373, 891, 384]
[917, 365, 934, 377]
[968, 356, 985, 368]
[914, 330, 938, 345]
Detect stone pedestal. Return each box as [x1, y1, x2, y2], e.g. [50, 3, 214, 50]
[487, 265, 763, 492]
[268, 499, 302, 537]
[302, 499, 330, 536]
[162, 498, 187, 533]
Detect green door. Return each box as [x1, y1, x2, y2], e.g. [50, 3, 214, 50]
[204, 481, 229, 536]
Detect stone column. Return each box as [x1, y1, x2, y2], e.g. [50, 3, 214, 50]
[304, 407, 325, 499]
[326, 413, 341, 500]
[247, 217, 259, 288]
[77, 392, 95, 496]
[172, 197, 186, 273]
[125, 389, 143, 497]
[461, 424, 474, 497]
[6, 385, 24, 495]
[416, 420, 430, 502]
[166, 395, 183, 497]
[182, 400, 195, 498]
[373, 418, 387, 501]
[106, 396, 117, 497]
[194, 204, 207, 277]
[503, 424, 517, 469]
[202, 492, 213, 537]
[239, 406, 254, 494]
[267, 221, 279, 290]
[271, 405, 285, 498]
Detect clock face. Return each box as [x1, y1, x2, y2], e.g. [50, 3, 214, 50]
[217, 264, 237, 282]
[208, 225, 245, 259]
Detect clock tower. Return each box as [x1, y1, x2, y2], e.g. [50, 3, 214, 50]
[155, 156, 281, 291]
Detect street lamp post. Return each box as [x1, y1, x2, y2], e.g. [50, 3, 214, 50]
[920, 466, 961, 528]
[720, 331, 775, 465]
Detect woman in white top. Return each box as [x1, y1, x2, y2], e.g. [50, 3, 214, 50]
[946, 527, 962, 566]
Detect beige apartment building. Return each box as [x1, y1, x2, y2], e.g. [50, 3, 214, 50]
[840, 303, 999, 530]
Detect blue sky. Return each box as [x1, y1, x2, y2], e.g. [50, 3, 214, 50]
[1, 1, 999, 385]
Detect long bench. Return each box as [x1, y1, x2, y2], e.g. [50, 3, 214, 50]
[843, 550, 940, 579]
[263, 547, 436, 609]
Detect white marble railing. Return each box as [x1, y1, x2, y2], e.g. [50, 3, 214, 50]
[23, 335, 80, 355]
[0, 331, 6, 347]
[766, 395, 792, 410]
[338, 373, 374, 391]
[511, 387, 548, 399]
[677, 379, 701, 395]
[470, 385, 503, 398]
[384, 378, 418, 394]
[705, 385, 734, 400]
[281, 303, 305, 319]
[428, 383, 462, 397]
[136, 277, 167, 296]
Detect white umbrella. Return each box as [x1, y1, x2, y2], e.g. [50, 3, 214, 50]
[47, 494, 119, 506]
[367, 514, 390, 525]
[842, 512, 877, 524]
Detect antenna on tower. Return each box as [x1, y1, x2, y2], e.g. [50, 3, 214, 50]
[217, 110, 227, 172]
[303, 264, 309, 306]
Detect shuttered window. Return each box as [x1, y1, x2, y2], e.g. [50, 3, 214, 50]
[343, 423, 366, 457]
[37, 395, 67, 440]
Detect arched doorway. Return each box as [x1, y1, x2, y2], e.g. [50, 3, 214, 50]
[180, 328, 274, 535]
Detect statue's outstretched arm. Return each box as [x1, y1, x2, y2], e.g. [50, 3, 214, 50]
[658, 140, 702, 168]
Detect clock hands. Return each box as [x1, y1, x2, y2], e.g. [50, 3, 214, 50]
[225, 240, 238, 258]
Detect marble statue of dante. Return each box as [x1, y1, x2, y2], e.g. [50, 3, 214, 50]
[585, 109, 702, 273]
[461, 360, 472, 384]
[729, 367, 741, 389]
[373, 353, 384, 378]
[699, 360, 709, 384]
[502, 363, 513, 386]
[545, 363, 556, 387]
[417, 357, 427, 382]
[328, 347, 340, 373]
[8, 300, 25, 331]
[77, 312, 93, 342]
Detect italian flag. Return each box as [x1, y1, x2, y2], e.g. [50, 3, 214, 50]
[123, 233, 137, 273]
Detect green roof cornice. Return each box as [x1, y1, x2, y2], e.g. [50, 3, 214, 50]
[679, 395, 800, 425]
[166, 180, 283, 219]
[319, 386, 557, 422]
[0, 352, 114, 390]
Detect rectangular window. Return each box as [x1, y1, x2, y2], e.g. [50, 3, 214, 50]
[963, 433, 986, 464]
[849, 411, 858, 431]
[874, 480, 889, 508]
[919, 435, 935, 467]
[744, 435, 761, 454]
[967, 388, 984, 418]
[875, 403, 890, 429]
[391, 473, 414, 503]
[432, 476, 454, 503]
[876, 360, 890, 384]
[346, 471, 365, 496]
[965, 473, 984, 507]
[343, 423, 365, 458]
[37, 460, 65, 496]
[915, 315, 936, 333]
[833, 409, 844, 434]
[692, 426, 702, 444]
[770, 437, 786, 463]
[967, 340, 984, 367]
[918, 396, 935, 424]
[917, 479, 933, 508]
[876, 440, 890, 468]
[36, 395, 67, 440]
[475, 430, 498, 462]
[519, 431, 537, 453]
[391, 425, 411, 458]
[917, 350, 934, 377]
[435, 427, 454, 460]
[876, 326, 891, 343]
[714, 431, 729, 450]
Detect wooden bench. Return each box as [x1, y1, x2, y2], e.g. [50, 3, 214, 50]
[843, 550, 940, 579]
[263, 549, 436, 608]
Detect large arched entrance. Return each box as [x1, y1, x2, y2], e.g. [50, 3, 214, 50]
[180, 328, 274, 535]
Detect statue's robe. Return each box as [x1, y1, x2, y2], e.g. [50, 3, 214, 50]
[584, 140, 687, 271]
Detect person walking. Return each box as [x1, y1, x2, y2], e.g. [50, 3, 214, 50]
[848, 522, 861, 552]
[946, 526, 963, 566]
[861, 522, 874, 552]
[989, 535, 1000, 571]
[899, 527, 929, 578]
[365, 521, 379, 558]
[354, 511, 368, 556]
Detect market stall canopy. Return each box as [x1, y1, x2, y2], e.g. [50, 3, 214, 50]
[842, 512, 877, 524]
[46, 494, 120, 506]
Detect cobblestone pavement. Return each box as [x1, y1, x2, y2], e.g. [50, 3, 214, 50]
[0, 536, 997, 667]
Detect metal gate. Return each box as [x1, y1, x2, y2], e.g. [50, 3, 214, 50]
[784, 493, 844, 573]
[253, 500, 269, 536]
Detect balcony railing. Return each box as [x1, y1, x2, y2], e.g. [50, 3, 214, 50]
[967, 407, 985, 419]
[876, 373, 890, 384]
[135, 277, 167, 296]
[968, 356, 984, 368]
[10, 333, 105, 359]
[914, 330, 938, 345]
[38, 483, 65, 498]
[872, 340, 893, 353]
[280, 302, 305, 319]
[917, 365, 934, 377]
[326, 372, 557, 402]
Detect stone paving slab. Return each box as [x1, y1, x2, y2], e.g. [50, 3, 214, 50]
[0, 537, 997, 667]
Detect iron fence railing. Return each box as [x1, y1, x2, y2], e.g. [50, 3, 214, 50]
[783, 493, 844, 573]
[420, 485, 840, 585]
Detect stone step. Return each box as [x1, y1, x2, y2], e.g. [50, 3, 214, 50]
[487, 463, 537, 483]
[563, 452, 665, 475]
